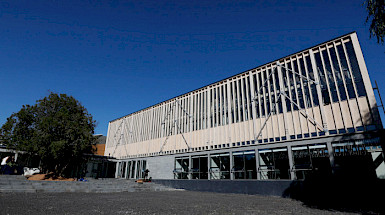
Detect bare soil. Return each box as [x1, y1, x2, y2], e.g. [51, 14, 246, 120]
[26, 174, 76, 181]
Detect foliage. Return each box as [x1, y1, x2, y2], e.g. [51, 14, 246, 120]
[365, 0, 385, 44]
[1, 93, 96, 176]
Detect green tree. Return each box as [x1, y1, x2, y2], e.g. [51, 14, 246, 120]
[1, 93, 96, 177]
[365, 0, 385, 44]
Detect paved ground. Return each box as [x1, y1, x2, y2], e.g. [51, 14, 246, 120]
[0, 191, 359, 215]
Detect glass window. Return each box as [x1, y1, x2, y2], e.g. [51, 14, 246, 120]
[191, 156, 208, 179]
[315, 52, 331, 105]
[136, 161, 141, 179]
[198, 93, 202, 130]
[234, 83, 239, 122]
[247, 76, 253, 119]
[345, 41, 366, 97]
[305, 55, 319, 106]
[239, 79, 244, 122]
[292, 144, 330, 180]
[329, 47, 347, 101]
[252, 74, 260, 118]
[130, 160, 136, 179]
[243, 78, 249, 120]
[287, 62, 299, 110]
[230, 83, 235, 123]
[174, 157, 189, 179]
[210, 154, 230, 179]
[210, 91, 213, 127]
[224, 85, 229, 125]
[263, 70, 271, 115]
[332, 138, 382, 179]
[196, 94, 200, 130]
[282, 65, 291, 112]
[273, 68, 283, 113]
[217, 88, 221, 126]
[293, 60, 305, 109]
[337, 45, 356, 99]
[258, 148, 290, 179]
[322, 50, 339, 103]
[258, 73, 265, 117]
[232, 151, 257, 179]
[299, 57, 312, 108]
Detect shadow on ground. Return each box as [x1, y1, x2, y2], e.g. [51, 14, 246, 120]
[283, 172, 385, 214]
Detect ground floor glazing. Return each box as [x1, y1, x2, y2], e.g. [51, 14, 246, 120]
[115, 135, 385, 180]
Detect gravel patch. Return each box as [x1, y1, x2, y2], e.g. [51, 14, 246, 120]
[0, 191, 358, 215]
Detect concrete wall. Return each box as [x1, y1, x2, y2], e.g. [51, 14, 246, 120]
[147, 155, 175, 180]
[152, 179, 293, 196]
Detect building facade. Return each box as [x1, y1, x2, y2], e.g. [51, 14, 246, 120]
[105, 32, 384, 181]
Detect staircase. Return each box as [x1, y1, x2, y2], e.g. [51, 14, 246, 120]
[0, 175, 178, 193]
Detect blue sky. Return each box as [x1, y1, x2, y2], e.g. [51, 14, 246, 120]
[1, 0, 384, 135]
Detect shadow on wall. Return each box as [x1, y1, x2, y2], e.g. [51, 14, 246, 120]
[283, 131, 385, 214]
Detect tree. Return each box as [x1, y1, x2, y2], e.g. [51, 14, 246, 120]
[1, 93, 96, 177]
[365, 0, 385, 44]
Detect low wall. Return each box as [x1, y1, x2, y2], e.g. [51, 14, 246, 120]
[152, 179, 293, 196]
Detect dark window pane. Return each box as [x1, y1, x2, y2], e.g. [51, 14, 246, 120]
[287, 62, 298, 110]
[293, 60, 305, 109]
[247, 76, 253, 119]
[299, 57, 312, 108]
[322, 50, 338, 103]
[238, 80, 243, 122]
[263, 70, 270, 115]
[315, 52, 331, 105]
[337, 45, 356, 99]
[282, 66, 291, 112]
[259, 73, 265, 117]
[345, 41, 366, 97]
[243, 78, 248, 120]
[253, 74, 260, 118]
[234, 83, 239, 122]
[305, 55, 319, 106]
[329, 47, 347, 101]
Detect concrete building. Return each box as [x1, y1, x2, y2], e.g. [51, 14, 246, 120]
[105, 32, 384, 181]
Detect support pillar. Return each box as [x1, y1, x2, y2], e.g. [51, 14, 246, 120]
[14, 153, 18, 162]
[230, 151, 234, 180]
[115, 162, 120, 178]
[208, 154, 211, 180]
[326, 141, 335, 174]
[287, 146, 295, 180]
[188, 155, 192, 180]
[255, 149, 261, 180]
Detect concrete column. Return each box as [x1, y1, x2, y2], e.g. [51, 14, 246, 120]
[287, 146, 295, 180]
[255, 149, 261, 180]
[208, 154, 211, 180]
[230, 151, 234, 180]
[326, 141, 335, 174]
[188, 155, 192, 180]
[115, 162, 120, 178]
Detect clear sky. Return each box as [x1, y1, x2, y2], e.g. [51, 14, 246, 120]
[1, 0, 384, 135]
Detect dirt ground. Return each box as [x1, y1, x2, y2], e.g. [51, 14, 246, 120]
[27, 174, 76, 181]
